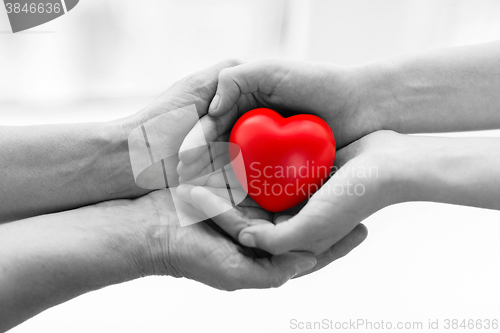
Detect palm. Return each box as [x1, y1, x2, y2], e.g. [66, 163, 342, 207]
[143, 188, 294, 290]
[122, 60, 242, 188]
[206, 131, 396, 258]
[174, 181, 368, 278]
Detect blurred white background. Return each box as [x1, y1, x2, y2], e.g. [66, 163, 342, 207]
[2, 0, 500, 332]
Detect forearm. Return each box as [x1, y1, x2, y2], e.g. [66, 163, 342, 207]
[358, 40, 500, 133]
[0, 121, 147, 222]
[398, 136, 500, 210]
[0, 198, 151, 332]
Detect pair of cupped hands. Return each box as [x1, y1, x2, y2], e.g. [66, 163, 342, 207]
[128, 59, 404, 291]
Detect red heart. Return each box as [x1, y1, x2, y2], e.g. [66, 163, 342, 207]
[229, 108, 336, 212]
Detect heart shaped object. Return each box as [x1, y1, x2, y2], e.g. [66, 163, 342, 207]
[229, 108, 336, 212]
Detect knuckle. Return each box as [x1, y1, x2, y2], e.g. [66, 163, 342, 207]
[223, 58, 244, 67]
[262, 237, 287, 256]
[218, 67, 234, 81]
[211, 115, 225, 135]
[261, 58, 279, 67]
[366, 129, 398, 142]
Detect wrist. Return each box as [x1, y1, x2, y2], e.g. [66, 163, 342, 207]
[383, 135, 467, 205]
[396, 136, 500, 209]
[126, 190, 181, 277]
[91, 196, 161, 279]
[360, 131, 422, 206]
[353, 62, 396, 131]
[97, 119, 149, 199]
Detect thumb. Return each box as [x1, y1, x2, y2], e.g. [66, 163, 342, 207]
[237, 199, 336, 255]
[208, 60, 289, 116]
[237, 166, 369, 256]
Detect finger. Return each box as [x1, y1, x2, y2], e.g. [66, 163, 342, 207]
[229, 251, 317, 290]
[192, 186, 249, 210]
[272, 209, 342, 252]
[181, 165, 248, 205]
[237, 163, 372, 255]
[181, 185, 271, 240]
[274, 214, 293, 224]
[272, 199, 308, 224]
[205, 166, 242, 188]
[178, 109, 239, 164]
[236, 195, 262, 208]
[179, 60, 286, 164]
[236, 135, 376, 255]
[178, 180, 260, 209]
[293, 224, 368, 278]
[238, 193, 361, 256]
[179, 63, 269, 165]
[175, 184, 205, 213]
[324, 139, 365, 179]
[162, 59, 244, 118]
[177, 134, 230, 180]
[208, 60, 287, 116]
[179, 152, 231, 184]
[333, 139, 364, 169]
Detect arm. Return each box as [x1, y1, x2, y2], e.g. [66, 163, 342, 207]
[0, 188, 318, 332]
[177, 41, 500, 257]
[228, 132, 500, 255]
[179, 40, 500, 165]
[0, 60, 240, 223]
[359, 40, 500, 134]
[399, 135, 500, 209]
[0, 198, 146, 332]
[0, 123, 145, 222]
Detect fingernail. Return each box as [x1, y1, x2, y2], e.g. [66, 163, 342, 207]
[209, 94, 220, 113]
[239, 233, 256, 248]
[295, 259, 316, 276]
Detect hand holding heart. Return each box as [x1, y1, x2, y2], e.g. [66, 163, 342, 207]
[177, 57, 500, 262]
[178, 125, 400, 257]
[176, 120, 371, 273]
[177, 60, 378, 269]
[178, 60, 376, 166]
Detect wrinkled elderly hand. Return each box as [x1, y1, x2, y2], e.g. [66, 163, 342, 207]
[118, 59, 244, 188]
[176, 60, 372, 275]
[138, 188, 318, 290]
[177, 59, 377, 168]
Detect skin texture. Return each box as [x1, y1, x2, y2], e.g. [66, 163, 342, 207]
[0, 60, 368, 332]
[0, 190, 317, 332]
[0, 60, 240, 223]
[179, 40, 500, 256]
[0, 179, 369, 331]
[179, 130, 500, 257]
[7, 39, 500, 331]
[177, 59, 376, 166]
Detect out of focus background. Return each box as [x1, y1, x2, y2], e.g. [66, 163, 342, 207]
[2, 0, 500, 332]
